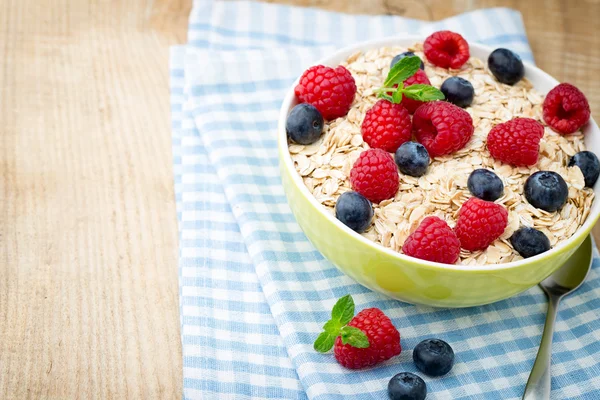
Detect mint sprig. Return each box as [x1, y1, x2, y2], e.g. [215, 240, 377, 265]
[376, 55, 445, 104]
[402, 84, 446, 101]
[383, 56, 422, 87]
[313, 295, 370, 353]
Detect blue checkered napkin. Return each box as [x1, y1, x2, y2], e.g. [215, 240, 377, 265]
[173, 1, 600, 399]
[172, 49, 307, 399]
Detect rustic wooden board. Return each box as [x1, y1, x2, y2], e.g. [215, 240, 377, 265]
[1, 0, 597, 398]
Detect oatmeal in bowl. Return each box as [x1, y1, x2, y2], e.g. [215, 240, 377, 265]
[287, 32, 595, 266]
[278, 33, 599, 306]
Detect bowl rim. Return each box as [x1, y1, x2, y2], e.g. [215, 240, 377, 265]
[278, 34, 600, 272]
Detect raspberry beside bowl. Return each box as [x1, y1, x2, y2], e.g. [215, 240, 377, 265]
[278, 35, 600, 308]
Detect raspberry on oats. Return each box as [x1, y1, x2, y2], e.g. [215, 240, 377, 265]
[454, 198, 508, 251]
[402, 216, 460, 264]
[350, 148, 399, 203]
[486, 118, 544, 167]
[412, 101, 474, 157]
[543, 83, 591, 134]
[361, 99, 412, 152]
[294, 65, 357, 120]
[423, 31, 470, 69]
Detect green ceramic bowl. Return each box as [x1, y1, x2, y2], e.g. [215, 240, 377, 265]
[278, 35, 600, 308]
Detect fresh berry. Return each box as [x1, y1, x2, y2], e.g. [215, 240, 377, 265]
[395, 142, 430, 177]
[391, 51, 425, 70]
[510, 227, 551, 258]
[524, 171, 568, 212]
[423, 31, 470, 69]
[412, 101, 474, 157]
[488, 48, 525, 85]
[467, 169, 504, 201]
[335, 191, 373, 233]
[543, 83, 591, 134]
[294, 65, 357, 120]
[402, 216, 461, 264]
[314, 295, 401, 370]
[454, 198, 508, 251]
[413, 339, 455, 377]
[400, 70, 432, 114]
[486, 118, 544, 166]
[285, 103, 324, 144]
[350, 149, 399, 203]
[388, 372, 427, 400]
[441, 76, 474, 108]
[334, 307, 401, 369]
[569, 151, 600, 188]
[361, 100, 412, 152]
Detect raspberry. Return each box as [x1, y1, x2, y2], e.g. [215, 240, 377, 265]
[423, 31, 470, 69]
[334, 308, 401, 369]
[454, 198, 508, 251]
[412, 101, 474, 157]
[400, 69, 431, 114]
[543, 83, 591, 134]
[350, 149, 399, 203]
[294, 65, 357, 120]
[361, 100, 412, 152]
[402, 216, 460, 264]
[487, 118, 544, 166]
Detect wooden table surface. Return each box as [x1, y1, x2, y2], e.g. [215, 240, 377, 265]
[1, 0, 598, 398]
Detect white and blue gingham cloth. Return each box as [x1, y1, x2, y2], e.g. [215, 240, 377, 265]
[171, 1, 600, 399]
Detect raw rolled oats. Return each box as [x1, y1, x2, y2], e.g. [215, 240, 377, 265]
[289, 44, 595, 265]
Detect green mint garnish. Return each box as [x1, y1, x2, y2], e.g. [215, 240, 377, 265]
[392, 90, 403, 104]
[331, 293, 355, 325]
[314, 331, 337, 353]
[376, 55, 445, 104]
[383, 56, 422, 87]
[313, 295, 370, 353]
[340, 326, 370, 348]
[402, 84, 446, 101]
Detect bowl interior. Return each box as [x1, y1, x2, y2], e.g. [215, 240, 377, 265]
[278, 35, 600, 272]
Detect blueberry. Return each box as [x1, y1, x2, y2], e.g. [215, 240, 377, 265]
[510, 227, 551, 258]
[286, 103, 324, 145]
[488, 48, 525, 85]
[413, 339, 455, 377]
[394, 142, 430, 177]
[467, 169, 504, 201]
[569, 151, 600, 188]
[524, 171, 568, 212]
[388, 372, 427, 400]
[441, 77, 474, 108]
[391, 52, 425, 70]
[335, 191, 373, 233]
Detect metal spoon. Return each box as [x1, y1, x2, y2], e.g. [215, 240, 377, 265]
[522, 235, 593, 400]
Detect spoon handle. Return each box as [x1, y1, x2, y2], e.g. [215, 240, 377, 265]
[522, 295, 560, 400]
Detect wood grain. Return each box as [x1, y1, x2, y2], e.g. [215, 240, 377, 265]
[0, 0, 188, 398]
[0, 0, 598, 399]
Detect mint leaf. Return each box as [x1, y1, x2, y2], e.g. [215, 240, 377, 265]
[378, 92, 394, 102]
[314, 294, 359, 354]
[402, 84, 445, 101]
[331, 294, 354, 325]
[392, 90, 403, 104]
[340, 326, 370, 348]
[323, 319, 342, 335]
[383, 56, 421, 87]
[314, 332, 336, 353]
